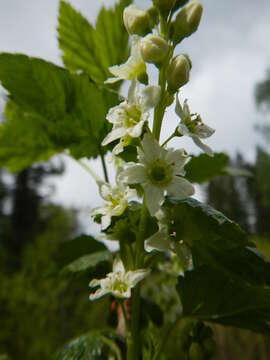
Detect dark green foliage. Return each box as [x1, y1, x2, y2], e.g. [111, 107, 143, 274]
[61, 251, 112, 278]
[58, 0, 131, 84]
[0, 54, 120, 170]
[52, 330, 121, 360]
[55, 234, 107, 269]
[141, 298, 164, 328]
[177, 265, 270, 334]
[185, 153, 229, 184]
[165, 197, 270, 286]
[255, 69, 270, 111]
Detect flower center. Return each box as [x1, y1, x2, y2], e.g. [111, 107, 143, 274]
[111, 276, 128, 293]
[124, 104, 142, 127]
[147, 159, 173, 186]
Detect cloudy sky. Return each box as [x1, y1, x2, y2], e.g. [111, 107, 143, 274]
[0, 0, 270, 232]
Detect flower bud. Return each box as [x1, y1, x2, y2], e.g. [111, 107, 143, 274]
[171, 0, 203, 44]
[153, 0, 175, 15]
[147, 6, 159, 28]
[140, 35, 169, 66]
[123, 4, 152, 37]
[166, 54, 192, 93]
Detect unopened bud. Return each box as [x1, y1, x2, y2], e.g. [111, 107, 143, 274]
[166, 54, 192, 93]
[123, 5, 152, 37]
[153, 0, 175, 15]
[141, 35, 169, 66]
[171, 0, 203, 44]
[147, 6, 159, 28]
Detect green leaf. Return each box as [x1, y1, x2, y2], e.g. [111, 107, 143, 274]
[52, 330, 122, 360]
[61, 251, 112, 277]
[177, 265, 270, 334]
[165, 197, 270, 286]
[0, 101, 58, 172]
[55, 234, 107, 269]
[58, 0, 131, 83]
[185, 153, 229, 184]
[0, 54, 119, 169]
[141, 297, 164, 328]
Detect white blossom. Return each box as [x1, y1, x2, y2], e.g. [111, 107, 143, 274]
[175, 95, 215, 156]
[90, 177, 137, 230]
[105, 35, 146, 84]
[119, 134, 195, 215]
[89, 258, 150, 300]
[102, 80, 161, 154]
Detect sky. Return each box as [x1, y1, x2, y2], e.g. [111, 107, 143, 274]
[0, 0, 270, 233]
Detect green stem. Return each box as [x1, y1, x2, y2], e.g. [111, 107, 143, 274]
[65, 153, 102, 182]
[161, 132, 176, 147]
[153, 316, 183, 360]
[152, 67, 167, 141]
[128, 199, 148, 360]
[100, 150, 109, 183]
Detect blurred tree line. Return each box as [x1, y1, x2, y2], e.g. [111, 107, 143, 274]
[0, 165, 109, 360]
[207, 68, 270, 239]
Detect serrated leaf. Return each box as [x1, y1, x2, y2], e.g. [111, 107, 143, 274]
[58, 0, 131, 83]
[52, 330, 122, 360]
[55, 234, 107, 269]
[165, 197, 270, 286]
[0, 54, 119, 170]
[177, 266, 270, 334]
[185, 153, 229, 184]
[61, 251, 112, 277]
[0, 101, 58, 172]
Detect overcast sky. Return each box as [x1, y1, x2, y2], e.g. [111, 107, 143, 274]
[0, 0, 270, 233]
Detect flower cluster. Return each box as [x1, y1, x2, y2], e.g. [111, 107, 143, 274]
[90, 0, 212, 302]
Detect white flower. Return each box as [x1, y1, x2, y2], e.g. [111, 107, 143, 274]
[105, 35, 146, 84]
[90, 177, 137, 230]
[175, 95, 215, 156]
[145, 212, 193, 270]
[89, 258, 150, 300]
[102, 80, 161, 154]
[119, 134, 195, 215]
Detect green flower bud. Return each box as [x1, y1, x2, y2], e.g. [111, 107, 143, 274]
[166, 54, 192, 93]
[153, 0, 175, 15]
[188, 342, 205, 360]
[123, 4, 152, 36]
[141, 34, 169, 66]
[171, 0, 203, 44]
[147, 6, 159, 28]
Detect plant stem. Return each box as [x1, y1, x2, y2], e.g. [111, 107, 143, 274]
[161, 132, 176, 147]
[100, 150, 109, 183]
[152, 67, 167, 141]
[128, 199, 148, 360]
[153, 316, 183, 360]
[65, 153, 102, 182]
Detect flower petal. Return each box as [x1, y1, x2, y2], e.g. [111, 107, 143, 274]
[113, 258, 125, 274]
[144, 183, 164, 215]
[167, 176, 195, 199]
[127, 120, 145, 138]
[126, 269, 151, 286]
[101, 214, 111, 230]
[102, 127, 126, 146]
[89, 278, 101, 288]
[145, 225, 170, 252]
[192, 136, 214, 157]
[140, 85, 161, 112]
[141, 133, 162, 162]
[89, 288, 109, 301]
[119, 164, 147, 184]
